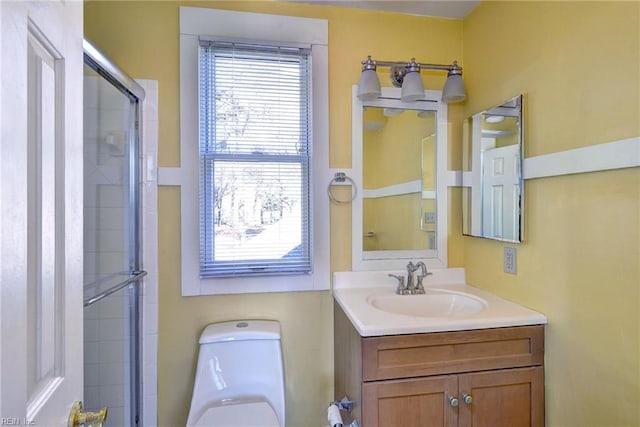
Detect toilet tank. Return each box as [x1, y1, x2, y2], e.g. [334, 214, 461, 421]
[187, 320, 286, 427]
[199, 320, 281, 344]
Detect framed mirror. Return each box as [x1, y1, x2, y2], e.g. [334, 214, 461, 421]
[351, 86, 449, 271]
[462, 95, 524, 242]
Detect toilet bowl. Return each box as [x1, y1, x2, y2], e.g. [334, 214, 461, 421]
[186, 320, 286, 427]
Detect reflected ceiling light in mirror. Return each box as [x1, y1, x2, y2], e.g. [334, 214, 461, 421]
[356, 55, 466, 103]
[485, 115, 505, 123]
[357, 56, 382, 101]
[383, 108, 404, 117]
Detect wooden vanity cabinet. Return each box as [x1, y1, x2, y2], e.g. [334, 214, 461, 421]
[334, 302, 545, 427]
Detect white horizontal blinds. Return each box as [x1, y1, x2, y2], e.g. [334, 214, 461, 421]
[199, 40, 312, 277]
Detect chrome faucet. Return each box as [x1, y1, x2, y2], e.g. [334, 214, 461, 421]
[410, 261, 431, 294]
[405, 262, 417, 293]
[388, 261, 432, 295]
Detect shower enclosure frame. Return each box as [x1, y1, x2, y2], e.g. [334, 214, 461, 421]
[83, 38, 147, 427]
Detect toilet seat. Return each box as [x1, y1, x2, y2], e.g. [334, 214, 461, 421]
[188, 398, 279, 427]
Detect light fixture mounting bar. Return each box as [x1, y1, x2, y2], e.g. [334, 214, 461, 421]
[373, 60, 454, 72]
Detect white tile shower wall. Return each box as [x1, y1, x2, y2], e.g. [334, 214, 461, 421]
[139, 79, 159, 427]
[82, 294, 130, 427]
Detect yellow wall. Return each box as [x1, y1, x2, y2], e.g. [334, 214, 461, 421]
[462, 2, 640, 425]
[85, 2, 463, 425]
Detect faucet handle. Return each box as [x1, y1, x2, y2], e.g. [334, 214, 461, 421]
[388, 274, 406, 295]
[415, 271, 432, 294]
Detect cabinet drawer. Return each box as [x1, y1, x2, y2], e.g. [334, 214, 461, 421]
[362, 326, 544, 381]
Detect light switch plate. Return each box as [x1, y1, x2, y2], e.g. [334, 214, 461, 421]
[504, 247, 517, 274]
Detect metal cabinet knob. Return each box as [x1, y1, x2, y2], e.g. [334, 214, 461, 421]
[448, 396, 459, 407]
[463, 393, 473, 404]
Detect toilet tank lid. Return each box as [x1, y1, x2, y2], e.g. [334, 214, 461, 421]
[199, 320, 281, 344]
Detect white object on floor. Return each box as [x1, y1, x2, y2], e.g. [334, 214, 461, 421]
[327, 404, 343, 427]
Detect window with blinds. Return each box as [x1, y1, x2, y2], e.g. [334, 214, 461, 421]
[198, 40, 313, 277]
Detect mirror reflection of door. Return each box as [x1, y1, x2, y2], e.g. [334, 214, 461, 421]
[480, 112, 521, 241]
[463, 95, 523, 242]
[362, 107, 436, 251]
[481, 143, 519, 240]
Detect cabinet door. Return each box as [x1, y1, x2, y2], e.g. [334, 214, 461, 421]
[458, 366, 544, 427]
[363, 375, 458, 427]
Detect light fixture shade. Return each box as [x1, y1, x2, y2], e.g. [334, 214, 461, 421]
[357, 69, 381, 101]
[442, 74, 466, 103]
[400, 71, 424, 102]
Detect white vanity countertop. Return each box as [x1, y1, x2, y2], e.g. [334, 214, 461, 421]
[333, 268, 547, 337]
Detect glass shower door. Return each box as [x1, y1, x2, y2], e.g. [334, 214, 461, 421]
[82, 56, 143, 427]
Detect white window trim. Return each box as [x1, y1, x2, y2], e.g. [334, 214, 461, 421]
[174, 7, 329, 296]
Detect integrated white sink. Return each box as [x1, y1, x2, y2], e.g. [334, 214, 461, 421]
[333, 268, 547, 336]
[366, 289, 488, 318]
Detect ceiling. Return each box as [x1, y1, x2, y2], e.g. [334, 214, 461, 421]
[292, 1, 480, 19]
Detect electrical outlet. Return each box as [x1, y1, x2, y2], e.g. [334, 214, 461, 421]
[504, 247, 517, 274]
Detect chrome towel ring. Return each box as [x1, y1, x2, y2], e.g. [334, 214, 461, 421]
[328, 172, 357, 204]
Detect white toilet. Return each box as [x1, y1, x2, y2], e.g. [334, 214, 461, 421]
[186, 320, 286, 427]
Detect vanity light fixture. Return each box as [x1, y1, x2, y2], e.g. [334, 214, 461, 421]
[357, 55, 467, 104]
[357, 56, 382, 101]
[400, 58, 424, 102]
